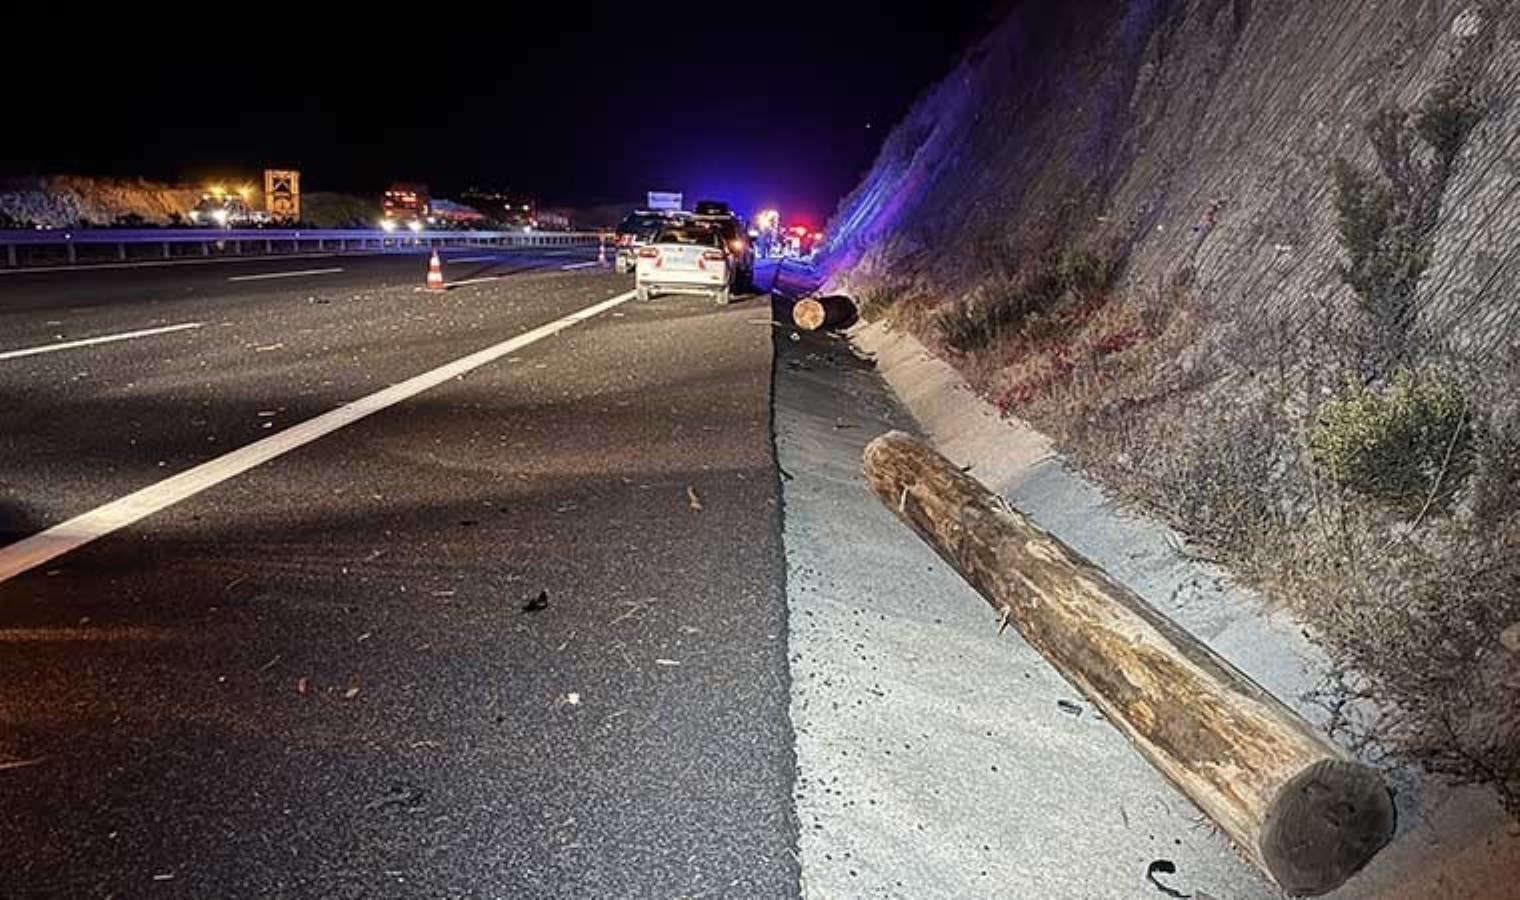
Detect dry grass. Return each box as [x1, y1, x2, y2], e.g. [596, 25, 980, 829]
[898, 263, 1520, 816]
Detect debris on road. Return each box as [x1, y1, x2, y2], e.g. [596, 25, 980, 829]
[0, 757, 49, 772]
[1146, 860, 1190, 898]
[523, 590, 549, 613]
[296, 677, 310, 695]
[256, 655, 281, 673]
[344, 686, 361, 700]
[687, 486, 703, 511]
[366, 782, 426, 812]
[564, 692, 581, 706]
[654, 658, 681, 667]
[1057, 699, 1084, 717]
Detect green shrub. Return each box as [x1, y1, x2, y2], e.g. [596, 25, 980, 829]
[1310, 374, 1474, 511]
[1415, 78, 1483, 167]
[1333, 77, 1484, 375]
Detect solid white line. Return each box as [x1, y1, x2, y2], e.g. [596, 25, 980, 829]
[561, 260, 603, 271]
[0, 290, 638, 585]
[0, 322, 204, 361]
[227, 267, 345, 282]
[446, 255, 498, 264]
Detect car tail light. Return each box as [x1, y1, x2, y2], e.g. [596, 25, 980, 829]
[637, 247, 659, 258]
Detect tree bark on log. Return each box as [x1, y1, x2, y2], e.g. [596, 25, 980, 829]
[862, 430, 1394, 897]
[792, 295, 857, 331]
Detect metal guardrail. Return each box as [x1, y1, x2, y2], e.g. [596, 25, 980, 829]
[0, 228, 604, 269]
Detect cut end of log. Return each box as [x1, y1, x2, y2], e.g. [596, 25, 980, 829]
[1259, 759, 1396, 896]
[793, 298, 827, 331]
[792, 295, 858, 331]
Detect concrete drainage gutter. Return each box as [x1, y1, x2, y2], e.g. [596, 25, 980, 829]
[772, 319, 1519, 898]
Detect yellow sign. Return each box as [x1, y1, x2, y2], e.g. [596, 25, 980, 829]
[264, 169, 301, 222]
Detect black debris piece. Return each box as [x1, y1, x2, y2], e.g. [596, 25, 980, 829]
[1145, 859, 1190, 898]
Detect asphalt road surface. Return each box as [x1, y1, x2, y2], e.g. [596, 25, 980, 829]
[0, 249, 800, 897]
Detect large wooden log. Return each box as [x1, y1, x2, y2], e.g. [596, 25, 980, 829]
[862, 430, 1394, 896]
[792, 294, 857, 331]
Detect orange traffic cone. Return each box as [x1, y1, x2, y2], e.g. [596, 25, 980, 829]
[426, 249, 445, 290]
[597, 235, 608, 266]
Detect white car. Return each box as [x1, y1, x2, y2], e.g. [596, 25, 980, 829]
[634, 225, 733, 303]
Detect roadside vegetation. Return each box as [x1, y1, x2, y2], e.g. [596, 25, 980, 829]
[855, 72, 1520, 815]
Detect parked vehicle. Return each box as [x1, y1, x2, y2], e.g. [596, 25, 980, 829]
[614, 210, 671, 273]
[694, 211, 754, 290]
[635, 225, 732, 304]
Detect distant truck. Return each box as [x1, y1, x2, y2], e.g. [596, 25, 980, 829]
[428, 199, 488, 230]
[381, 183, 431, 231]
[187, 186, 271, 227]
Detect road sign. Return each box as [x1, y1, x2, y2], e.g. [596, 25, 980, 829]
[264, 169, 301, 222]
[646, 191, 682, 211]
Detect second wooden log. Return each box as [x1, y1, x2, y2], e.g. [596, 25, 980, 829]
[862, 430, 1395, 897]
[792, 294, 858, 331]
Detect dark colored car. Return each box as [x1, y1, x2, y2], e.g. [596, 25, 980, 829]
[614, 210, 670, 273]
[693, 212, 755, 290]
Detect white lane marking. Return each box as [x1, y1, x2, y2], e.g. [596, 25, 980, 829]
[447, 256, 498, 264]
[561, 260, 603, 271]
[227, 267, 345, 282]
[0, 290, 638, 585]
[437, 273, 507, 288]
[0, 322, 203, 361]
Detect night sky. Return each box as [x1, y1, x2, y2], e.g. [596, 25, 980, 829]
[3, 3, 1008, 222]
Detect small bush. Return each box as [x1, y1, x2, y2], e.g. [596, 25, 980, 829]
[1415, 78, 1483, 167]
[1333, 75, 1485, 375]
[934, 297, 997, 351]
[858, 281, 907, 324]
[1310, 374, 1474, 511]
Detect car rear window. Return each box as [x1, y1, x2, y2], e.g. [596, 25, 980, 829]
[654, 228, 721, 247]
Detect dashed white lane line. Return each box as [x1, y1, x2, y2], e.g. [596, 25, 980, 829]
[227, 267, 345, 282]
[0, 322, 204, 361]
[439, 275, 506, 288]
[561, 260, 603, 271]
[0, 289, 639, 585]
